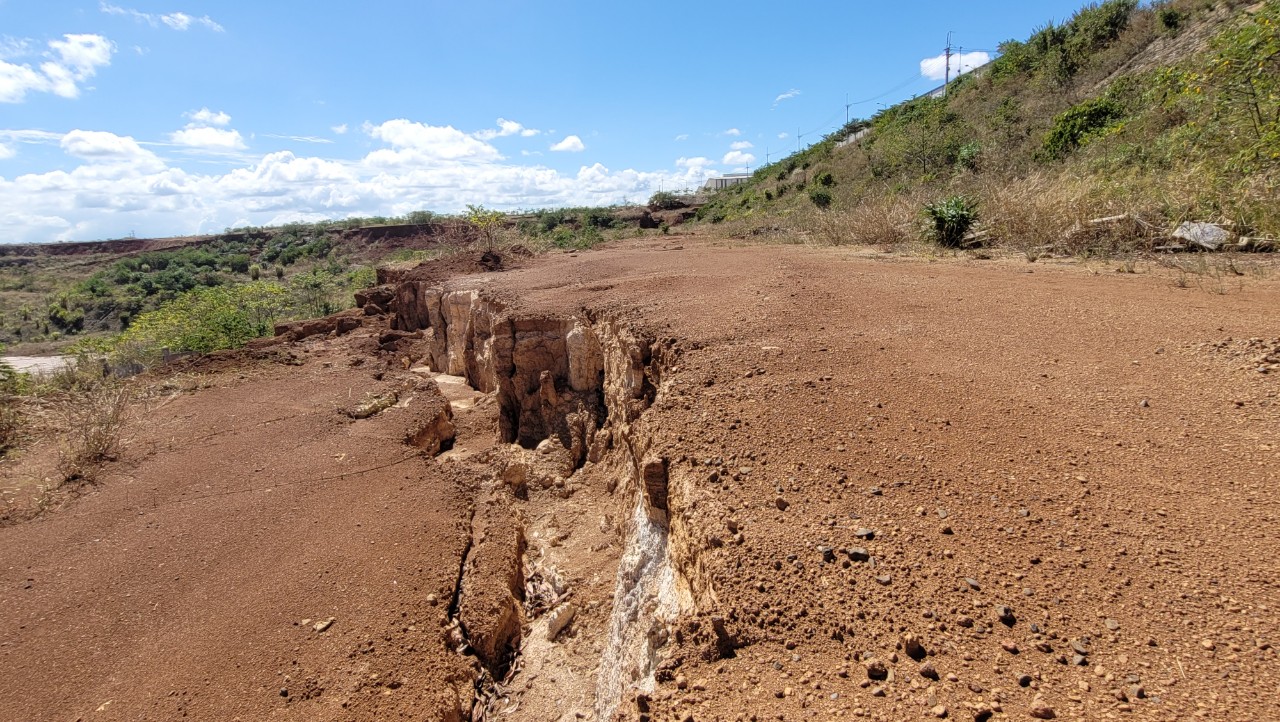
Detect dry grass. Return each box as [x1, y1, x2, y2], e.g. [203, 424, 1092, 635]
[801, 192, 922, 250]
[55, 385, 131, 484]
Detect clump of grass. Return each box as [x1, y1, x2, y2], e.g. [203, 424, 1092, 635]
[56, 385, 131, 483]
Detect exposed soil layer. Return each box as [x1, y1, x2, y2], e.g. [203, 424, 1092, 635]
[2, 238, 1278, 722]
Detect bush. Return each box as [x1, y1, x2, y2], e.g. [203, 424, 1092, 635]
[816, 172, 836, 187]
[113, 283, 291, 362]
[1042, 97, 1125, 159]
[56, 386, 130, 483]
[924, 196, 979, 248]
[809, 188, 834, 209]
[1157, 7, 1182, 33]
[648, 191, 682, 211]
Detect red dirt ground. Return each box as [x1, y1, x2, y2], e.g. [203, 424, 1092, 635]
[2, 237, 1277, 721]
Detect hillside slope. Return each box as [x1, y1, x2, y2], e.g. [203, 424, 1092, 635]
[698, 0, 1279, 251]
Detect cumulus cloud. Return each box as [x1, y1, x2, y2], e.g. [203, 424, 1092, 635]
[171, 126, 247, 150]
[0, 34, 115, 103]
[723, 128, 741, 137]
[100, 3, 224, 32]
[185, 107, 231, 126]
[777, 132, 789, 139]
[364, 119, 502, 163]
[331, 123, 348, 135]
[0, 143, 14, 160]
[676, 156, 715, 171]
[474, 118, 540, 141]
[0, 119, 722, 244]
[772, 88, 801, 108]
[920, 50, 991, 81]
[550, 135, 585, 152]
[729, 140, 754, 151]
[722, 150, 755, 167]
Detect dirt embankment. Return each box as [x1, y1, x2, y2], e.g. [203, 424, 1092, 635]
[1, 239, 1278, 721]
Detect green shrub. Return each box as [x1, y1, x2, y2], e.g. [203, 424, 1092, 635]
[808, 188, 834, 209]
[1042, 97, 1125, 159]
[924, 196, 979, 248]
[816, 172, 836, 187]
[1157, 7, 1183, 33]
[648, 191, 682, 210]
[113, 283, 291, 362]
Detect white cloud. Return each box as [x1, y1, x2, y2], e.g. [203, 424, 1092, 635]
[331, 123, 348, 135]
[364, 119, 501, 163]
[0, 118, 725, 244]
[676, 156, 715, 171]
[550, 135, 585, 152]
[920, 50, 991, 81]
[60, 130, 164, 174]
[263, 134, 334, 144]
[723, 128, 741, 137]
[171, 126, 247, 150]
[772, 88, 801, 108]
[674, 134, 689, 141]
[0, 143, 14, 160]
[474, 117, 540, 141]
[186, 107, 231, 126]
[100, 3, 224, 32]
[729, 140, 754, 151]
[0, 38, 35, 61]
[778, 132, 789, 139]
[722, 150, 756, 167]
[0, 34, 115, 103]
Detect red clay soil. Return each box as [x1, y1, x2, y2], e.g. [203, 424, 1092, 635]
[2, 237, 1278, 722]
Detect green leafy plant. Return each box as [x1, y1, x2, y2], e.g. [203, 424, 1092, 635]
[466, 204, 506, 251]
[1042, 97, 1125, 159]
[647, 191, 682, 210]
[112, 283, 291, 362]
[809, 188, 834, 209]
[924, 196, 979, 248]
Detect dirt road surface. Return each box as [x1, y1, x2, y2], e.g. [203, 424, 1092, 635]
[2, 238, 1277, 721]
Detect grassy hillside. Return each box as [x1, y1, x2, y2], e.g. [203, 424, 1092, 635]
[697, 0, 1279, 253]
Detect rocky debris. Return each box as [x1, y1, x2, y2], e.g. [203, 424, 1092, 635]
[546, 603, 577, 641]
[354, 284, 396, 314]
[846, 547, 870, 563]
[1029, 695, 1055, 719]
[347, 392, 397, 419]
[274, 308, 366, 342]
[919, 661, 939, 680]
[902, 632, 926, 661]
[865, 659, 888, 680]
[456, 497, 527, 673]
[313, 617, 335, 633]
[404, 384, 456, 456]
[995, 605, 1016, 626]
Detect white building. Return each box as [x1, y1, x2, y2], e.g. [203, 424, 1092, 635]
[703, 173, 752, 191]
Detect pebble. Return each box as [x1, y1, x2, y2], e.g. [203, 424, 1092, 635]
[847, 547, 870, 562]
[919, 662, 940, 680]
[956, 615, 975, 628]
[1200, 639, 1216, 651]
[1000, 640, 1020, 654]
[902, 633, 925, 660]
[865, 659, 889, 680]
[1017, 674, 1033, 687]
[426, 594, 438, 606]
[964, 578, 981, 591]
[875, 574, 892, 586]
[995, 605, 1016, 626]
[775, 497, 790, 511]
[1029, 695, 1055, 719]
[1105, 618, 1120, 631]
[868, 486, 883, 496]
[854, 528, 876, 540]
[313, 617, 335, 633]
[931, 704, 948, 718]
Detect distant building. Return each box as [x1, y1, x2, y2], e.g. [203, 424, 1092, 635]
[703, 173, 752, 191]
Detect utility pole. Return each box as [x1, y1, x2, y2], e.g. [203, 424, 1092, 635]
[944, 32, 953, 97]
[797, 127, 801, 153]
[845, 93, 852, 126]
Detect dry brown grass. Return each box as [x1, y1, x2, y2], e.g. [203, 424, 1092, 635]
[55, 385, 131, 484]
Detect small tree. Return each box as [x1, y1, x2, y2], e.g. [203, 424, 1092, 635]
[466, 204, 506, 251]
[249, 264, 261, 281]
[648, 191, 682, 210]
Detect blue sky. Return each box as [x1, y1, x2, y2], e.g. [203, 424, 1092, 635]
[1, 0, 1090, 242]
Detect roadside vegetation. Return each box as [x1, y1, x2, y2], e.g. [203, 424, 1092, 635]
[695, 0, 1279, 259]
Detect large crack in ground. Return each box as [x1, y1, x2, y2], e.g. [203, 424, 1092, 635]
[391, 280, 698, 721]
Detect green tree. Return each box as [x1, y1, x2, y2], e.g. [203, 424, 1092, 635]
[466, 204, 506, 251]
